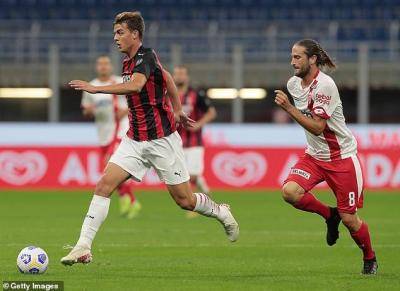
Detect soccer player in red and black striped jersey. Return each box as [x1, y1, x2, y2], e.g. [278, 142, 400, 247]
[61, 11, 239, 266]
[173, 65, 216, 203]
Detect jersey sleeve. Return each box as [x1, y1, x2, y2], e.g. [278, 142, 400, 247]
[81, 91, 94, 108]
[132, 50, 157, 79]
[286, 76, 299, 97]
[312, 83, 339, 119]
[196, 90, 213, 113]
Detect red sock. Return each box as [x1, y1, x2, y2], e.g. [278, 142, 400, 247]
[118, 182, 136, 204]
[294, 192, 330, 220]
[350, 222, 375, 260]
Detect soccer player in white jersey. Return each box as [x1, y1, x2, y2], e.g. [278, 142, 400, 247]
[274, 39, 377, 275]
[81, 55, 141, 219]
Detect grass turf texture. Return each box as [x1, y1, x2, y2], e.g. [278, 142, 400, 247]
[0, 190, 399, 291]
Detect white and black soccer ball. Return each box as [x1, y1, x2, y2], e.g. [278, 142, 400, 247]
[17, 246, 49, 274]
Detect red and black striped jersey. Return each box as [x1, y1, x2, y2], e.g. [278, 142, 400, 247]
[178, 88, 213, 147]
[122, 46, 176, 142]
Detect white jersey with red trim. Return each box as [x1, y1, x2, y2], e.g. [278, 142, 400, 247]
[81, 76, 129, 146]
[287, 70, 357, 161]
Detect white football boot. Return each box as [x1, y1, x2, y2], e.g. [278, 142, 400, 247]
[218, 204, 239, 242]
[60, 246, 92, 266]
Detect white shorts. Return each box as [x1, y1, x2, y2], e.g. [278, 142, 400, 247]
[183, 146, 204, 176]
[109, 131, 190, 185]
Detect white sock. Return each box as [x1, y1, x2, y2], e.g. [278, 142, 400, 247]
[196, 176, 210, 194]
[76, 195, 110, 249]
[193, 193, 222, 220]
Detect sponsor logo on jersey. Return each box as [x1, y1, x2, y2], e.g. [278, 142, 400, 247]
[315, 93, 331, 105]
[290, 168, 311, 179]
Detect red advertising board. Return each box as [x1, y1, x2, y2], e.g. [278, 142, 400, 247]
[0, 146, 399, 190]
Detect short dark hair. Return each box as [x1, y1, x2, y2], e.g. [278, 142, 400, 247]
[295, 39, 336, 69]
[113, 11, 145, 40]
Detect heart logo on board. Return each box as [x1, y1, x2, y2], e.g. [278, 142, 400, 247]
[0, 151, 48, 185]
[212, 151, 267, 186]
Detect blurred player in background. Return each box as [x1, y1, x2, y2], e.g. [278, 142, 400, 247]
[274, 39, 377, 275]
[81, 56, 141, 219]
[173, 65, 216, 218]
[61, 11, 239, 266]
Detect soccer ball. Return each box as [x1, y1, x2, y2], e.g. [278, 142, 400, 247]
[17, 246, 49, 274]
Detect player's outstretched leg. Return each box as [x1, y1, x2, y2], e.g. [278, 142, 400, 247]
[282, 182, 341, 245]
[340, 212, 378, 275]
[61, 163, 130, 266]
[167, 182, 239, 242]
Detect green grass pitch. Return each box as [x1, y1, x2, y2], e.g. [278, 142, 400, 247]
[0, 189, 399, 290]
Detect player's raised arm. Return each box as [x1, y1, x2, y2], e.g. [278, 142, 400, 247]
[69, 73, 147, 95]
[274, 89, 326, 135]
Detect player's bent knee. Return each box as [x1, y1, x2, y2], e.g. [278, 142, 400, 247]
[95, 177, 114, 197]
[281, 181, 304, 204]
[339, 212, 361, 232]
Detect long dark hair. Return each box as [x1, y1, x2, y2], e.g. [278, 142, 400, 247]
[295, 39, 336, 69]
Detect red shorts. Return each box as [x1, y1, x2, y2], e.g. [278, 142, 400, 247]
[100, 138, 121, 167]
[284, 154, 364, 214]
